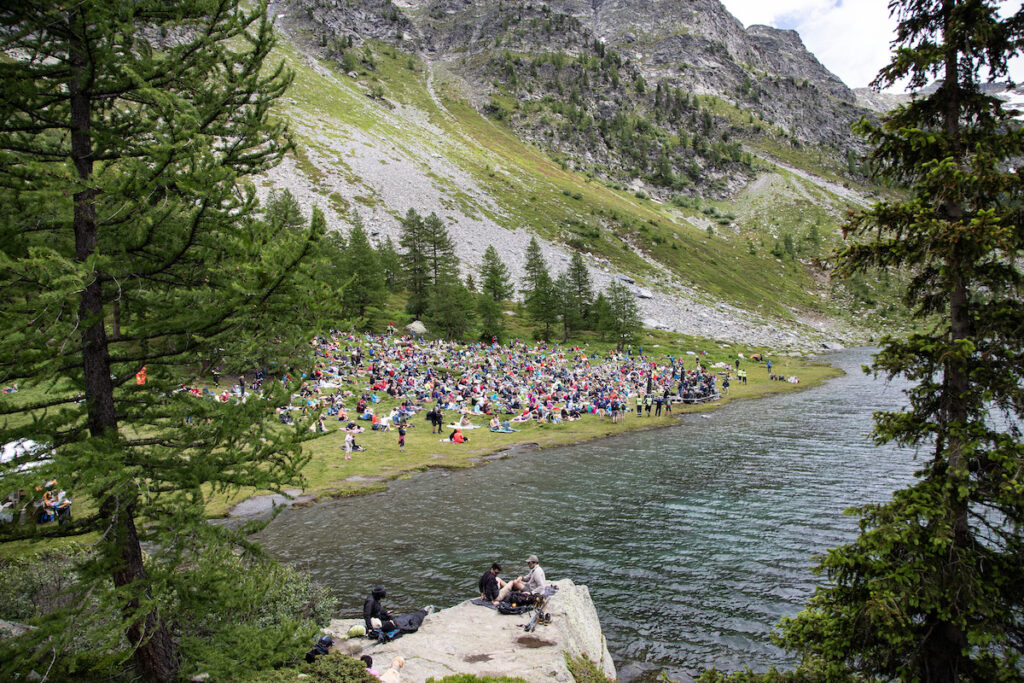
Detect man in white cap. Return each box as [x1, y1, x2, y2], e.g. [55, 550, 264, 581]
[494, 554, 546, 604]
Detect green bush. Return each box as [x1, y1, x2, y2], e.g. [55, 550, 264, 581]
[427, 675, 530, 683]
[0, 543, 335, 682]
[564, 653, 614, 682]
[245, 652, 378, 682]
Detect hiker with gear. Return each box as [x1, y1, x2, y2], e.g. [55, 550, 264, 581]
[363, 584, 434, 643]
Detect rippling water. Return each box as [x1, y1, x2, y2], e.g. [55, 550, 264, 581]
[254, 348, 918, 681]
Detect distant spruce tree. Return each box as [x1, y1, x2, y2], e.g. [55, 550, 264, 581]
[566, 251, 595, 327]
[399, 208, 431, 317]
[0, 1, 344, 680]
[590, 291, 612, 341]
[376, 235, 404, 293]
[522, 236, 559, 339]
[479, 244, 515, 301]
[554, 270, 576, 342]
[604, 282, 642, 350]
[476, 290, 505, 342]
[342, 212, 386, 318]
[422, 211, 459, 290]
[755, 2, 1024, 682]
[264, 188, 306, 231]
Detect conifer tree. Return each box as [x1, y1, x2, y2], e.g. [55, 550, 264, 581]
[399, 208, 431, 317]
[591, 292, 612, 341]
[768, 2, 1024, 681]
[476, 291, 505, 342]
[342, 212, 386, 318]
[554, 270, 576, 342]
[0, 2, 339, 680]
[566, 251, 594, 327]
[604, 282, 642, 350]
[522, 237, 559, 339]
[422, 211, 458, 290]
[480, 244, 515, 301]
[376, 235, 404, 293]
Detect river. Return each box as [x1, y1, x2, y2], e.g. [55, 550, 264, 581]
[253, 348, 919, 681]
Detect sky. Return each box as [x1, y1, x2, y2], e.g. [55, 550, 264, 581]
[718, 0, 1023, 92]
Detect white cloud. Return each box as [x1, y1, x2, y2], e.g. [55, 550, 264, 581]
[719, 0, 1023, 91]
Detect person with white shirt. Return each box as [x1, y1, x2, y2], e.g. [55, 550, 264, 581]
[494, 554, 546, 603]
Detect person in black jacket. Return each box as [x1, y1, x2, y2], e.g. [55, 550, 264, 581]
[478, 562, 502, 604]
[364, 585, 396, 632]
[305, 634, 333, 663]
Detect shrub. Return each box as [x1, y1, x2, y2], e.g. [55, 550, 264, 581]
[564, 653, 614, 683]
[247, 652, 378, 682]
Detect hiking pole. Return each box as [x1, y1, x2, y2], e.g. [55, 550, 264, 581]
[523, 594, 547, 632]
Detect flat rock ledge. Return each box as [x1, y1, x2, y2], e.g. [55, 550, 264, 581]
[327, 579, 615, 682]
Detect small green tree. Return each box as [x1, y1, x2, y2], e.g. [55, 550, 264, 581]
[376, 236, 405, 293]
[479, 244, 515, 301]
[476, 292, 505, 343]
[399, 208, 431, 316]
[430, 279, 477, 340]
[422, 211, 458, 291]
[604, 282, 642, 350]
[522, 237, 559, 339]
[566, 251, 594, 327]
[342, 212, 386, 318]
[590, 292, 612, 341]
[770, 2, 1024, 682]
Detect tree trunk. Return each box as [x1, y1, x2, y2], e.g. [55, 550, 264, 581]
[70, 26, 179, 683]
[922, 3, 971, 679]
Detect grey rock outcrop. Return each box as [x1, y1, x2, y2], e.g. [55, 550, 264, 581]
[326, 579, 615, 682]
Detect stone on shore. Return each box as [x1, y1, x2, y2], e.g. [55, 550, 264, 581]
[327, 579, 615, 682]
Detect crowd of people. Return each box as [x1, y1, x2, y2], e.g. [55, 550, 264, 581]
[271, 333, 728, 440]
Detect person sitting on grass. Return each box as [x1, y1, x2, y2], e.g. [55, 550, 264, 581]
[447, 428, 468, 444]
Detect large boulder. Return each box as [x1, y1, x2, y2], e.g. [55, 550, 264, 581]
[327, 579, 615, 682]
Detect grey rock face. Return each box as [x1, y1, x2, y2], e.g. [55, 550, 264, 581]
[326, 579, 615, 682]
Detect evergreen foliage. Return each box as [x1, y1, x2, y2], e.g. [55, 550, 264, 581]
[521, 237, 559, 338]
[604, 282, 642, 350]
[376, 236, 405, 294]
[342, 212, 386, 319]
[566, 251, 595, 327]
[0, 1, 343, 680]
[399, 208, 432, 317]
[479, 244, 515, 302]
[763, 2, 1024, 681]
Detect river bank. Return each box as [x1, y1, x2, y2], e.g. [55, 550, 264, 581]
[213, 353, 843, 519]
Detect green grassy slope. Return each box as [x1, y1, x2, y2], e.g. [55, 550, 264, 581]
[267, 30, 893, 328]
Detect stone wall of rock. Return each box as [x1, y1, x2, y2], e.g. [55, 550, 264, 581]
[327, 579, 615, 682]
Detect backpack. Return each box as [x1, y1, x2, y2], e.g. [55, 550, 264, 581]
[497, 601, 534, 615]
[507, 591, 538, 605]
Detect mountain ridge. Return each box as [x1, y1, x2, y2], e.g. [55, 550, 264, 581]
[262, 0, 896, 349]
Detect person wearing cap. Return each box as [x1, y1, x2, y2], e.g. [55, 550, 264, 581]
[305, 634, 334, 663]
[494, 554, 546, 603]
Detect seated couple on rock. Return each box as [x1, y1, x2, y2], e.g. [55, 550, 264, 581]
[478, 555, 546, 605]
